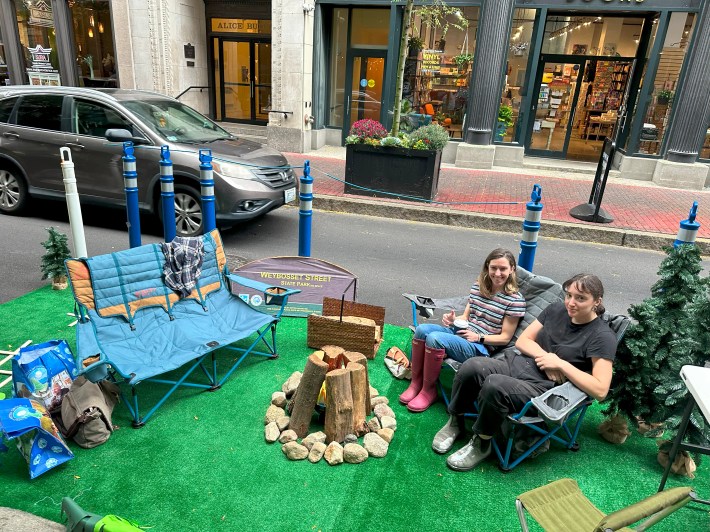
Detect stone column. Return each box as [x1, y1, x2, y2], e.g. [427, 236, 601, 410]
[664, 1, 710, 163]
[464, 0, 516, 145]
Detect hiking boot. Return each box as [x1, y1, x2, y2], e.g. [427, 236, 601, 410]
[432, 415, 463, 454]
[446, 435, 491, 471]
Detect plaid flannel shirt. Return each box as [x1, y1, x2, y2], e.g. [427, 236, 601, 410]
[160, 236, 205, 297]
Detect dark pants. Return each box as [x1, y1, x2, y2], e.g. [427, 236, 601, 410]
[447, 356, 553, 437]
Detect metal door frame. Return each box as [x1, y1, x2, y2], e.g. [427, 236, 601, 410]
[342, 48, 387, 144]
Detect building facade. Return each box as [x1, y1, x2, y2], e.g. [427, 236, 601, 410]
[0, 0, 708, 188]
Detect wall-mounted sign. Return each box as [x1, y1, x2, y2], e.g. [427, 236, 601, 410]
[211, 18, 271, 34]
[184, 43, 195, 59]
[29, 0, 53, 28]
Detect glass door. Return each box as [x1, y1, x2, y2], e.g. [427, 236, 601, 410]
[218, 39, 271, 124]
[527, 56, 584, 158]
[343, 51, 386, 139]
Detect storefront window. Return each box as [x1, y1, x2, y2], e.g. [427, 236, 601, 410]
[327, 8, 348, 127]
[406, 7, 479, 139]
[635, 13, 696, 156]
[14, 0, 61, 85]
[701, 123, 710, 160]
[498, 8, 536, 143]
[69, 0, 116, 88]
[542, 14, 643, 57]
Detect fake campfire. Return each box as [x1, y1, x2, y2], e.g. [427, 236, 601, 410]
[264, 346, 397, 465]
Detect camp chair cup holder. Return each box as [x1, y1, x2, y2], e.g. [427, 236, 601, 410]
[264, 287, 288, 306]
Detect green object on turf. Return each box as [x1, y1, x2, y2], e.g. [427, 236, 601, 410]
[62, 497, 102, 532]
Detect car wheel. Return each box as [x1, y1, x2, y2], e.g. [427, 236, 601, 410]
[173, 185, 203, 237]
[0, 166, 28, 214]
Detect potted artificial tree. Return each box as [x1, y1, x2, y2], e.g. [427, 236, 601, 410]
[40, 227, 71, 290]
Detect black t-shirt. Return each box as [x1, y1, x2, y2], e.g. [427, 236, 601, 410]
[536, 301, 617, 373]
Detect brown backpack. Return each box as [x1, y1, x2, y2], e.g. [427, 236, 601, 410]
[60, 376, 120, 449]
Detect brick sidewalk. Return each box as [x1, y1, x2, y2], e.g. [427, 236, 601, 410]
[286, 153, 710, 239]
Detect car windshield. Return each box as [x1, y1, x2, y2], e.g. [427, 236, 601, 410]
[122, 99, 233, 143]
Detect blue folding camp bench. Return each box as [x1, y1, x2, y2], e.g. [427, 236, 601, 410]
[65, 229, 299, 427]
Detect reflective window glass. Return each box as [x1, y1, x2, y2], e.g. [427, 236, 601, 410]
[351, 9, 389, 48]
[0, 25, 9, 86]
[74, 99, 134, 137]
[14, 0, 62, 85]
[16, 94, 63, 130]
[0, 98, 18, 122]
[69, 0, 117, 88]
[327, 8, 349, 127]
[542, 14, 643, 57]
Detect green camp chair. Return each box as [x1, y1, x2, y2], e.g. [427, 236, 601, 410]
[62, 497, 143, 532]
[516, 478, 697, 532]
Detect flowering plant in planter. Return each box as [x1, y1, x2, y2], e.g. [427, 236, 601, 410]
[346, 119, 449, 152]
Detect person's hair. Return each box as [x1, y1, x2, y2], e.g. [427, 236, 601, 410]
[478, 248, 518, 298]
[562, 273, 606, 316]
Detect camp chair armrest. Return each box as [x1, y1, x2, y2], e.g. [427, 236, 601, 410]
[77, 353, 111, 383]
[595, 487, 694, 531]
[530, 381, 591, 424]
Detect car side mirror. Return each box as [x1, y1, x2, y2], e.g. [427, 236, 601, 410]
[105, 128, 149, 145]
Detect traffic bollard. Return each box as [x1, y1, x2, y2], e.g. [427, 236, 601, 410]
[122, 142, 141, 248]
[298, 160, 313, 257]
[518, 184, 543, 272]
[199, 149, 216, 233]
[59, 148, 88, 258]
[159, 146, 176, 242]
[674, 201, 700, 247]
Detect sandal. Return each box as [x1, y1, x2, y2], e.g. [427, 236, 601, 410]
[385, 346, 411, 380]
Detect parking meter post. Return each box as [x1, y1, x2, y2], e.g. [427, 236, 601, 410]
[122, 142, 141, 248]
[59, 148, 88, 258]
[298, 160, 313, 257]
[519, 184, 543, 272]
[159, 146, 176, 242]
[674, 201, 700, 247]
[199, 149, 216, 233]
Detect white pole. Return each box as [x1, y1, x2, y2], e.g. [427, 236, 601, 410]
[59, 148, 88, 258]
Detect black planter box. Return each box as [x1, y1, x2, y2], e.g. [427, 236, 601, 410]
[344, 144, 441, 201]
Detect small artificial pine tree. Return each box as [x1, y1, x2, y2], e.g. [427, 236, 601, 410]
[602, 244, 709, 448]
[40, 227, 71, 287]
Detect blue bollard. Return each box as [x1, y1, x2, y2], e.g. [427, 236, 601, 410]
[518, 184, 543, 272]
[159, 146, 176, 242]
[674, 201, 700, 247]
[298, 160, 313, 257]
[199, 149, 216, 233]
[122, 142, 141, 248]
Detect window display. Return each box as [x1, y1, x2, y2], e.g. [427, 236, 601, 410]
[69, 0, 116, 88]
[404, 7, 479, 139]
[14, 0, 61, 85]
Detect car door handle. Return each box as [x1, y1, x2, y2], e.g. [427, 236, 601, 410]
[2, 132, 19, 139]
[65, 142, 85, 150]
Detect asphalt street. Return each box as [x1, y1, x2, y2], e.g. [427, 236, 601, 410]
[2, 200, 704, 327]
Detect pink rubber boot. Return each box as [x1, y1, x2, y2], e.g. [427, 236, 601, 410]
[399, 338, 426, 405]
[407, 346, 446, 412]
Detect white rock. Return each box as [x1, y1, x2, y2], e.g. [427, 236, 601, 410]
[374, 403, 395, 420]
[276, 416, 290, 431]
[370, 386, 379, 398]
[282, 441, 308, 460]
[377, 428, 394, 443]
[271, 391, 287, 407]
[302, 431, 327, 450]
[324, 441, 344, 465]
[265, 404, 285, 424]
[264, 422, 280, 443]
[343, 443, 368, 464]
[308, 442, 327, 463]
[380, 416, 397, 431]
[371, 396, 389, 407]
[282, 371, 303, 397]
[363, 432, 389, 458]
[278, 429, 298, 444]
[366, 417, 382, 433]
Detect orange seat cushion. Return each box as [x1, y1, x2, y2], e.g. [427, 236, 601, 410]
[424, 104, 435, 115]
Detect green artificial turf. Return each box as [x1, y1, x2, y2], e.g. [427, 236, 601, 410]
[0, 287, 707, 531]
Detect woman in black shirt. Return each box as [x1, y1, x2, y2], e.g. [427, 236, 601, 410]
[434, 273, 617, 471]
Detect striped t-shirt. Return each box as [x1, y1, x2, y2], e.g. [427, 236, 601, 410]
[467, 282, 526, 335]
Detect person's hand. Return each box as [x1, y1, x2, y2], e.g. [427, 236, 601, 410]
[456, 329, 479, 342]
[442, 310, 456, 327]
[535, 352, 565, 372]
[544, 369, 567, 384]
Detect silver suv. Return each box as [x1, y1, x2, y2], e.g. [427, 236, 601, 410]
[0, 86, 297, 236]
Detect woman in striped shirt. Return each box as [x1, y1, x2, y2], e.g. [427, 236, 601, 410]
[400, 248, 526, 413]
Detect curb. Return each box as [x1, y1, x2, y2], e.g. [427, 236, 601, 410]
[311, 195, 710, 255]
